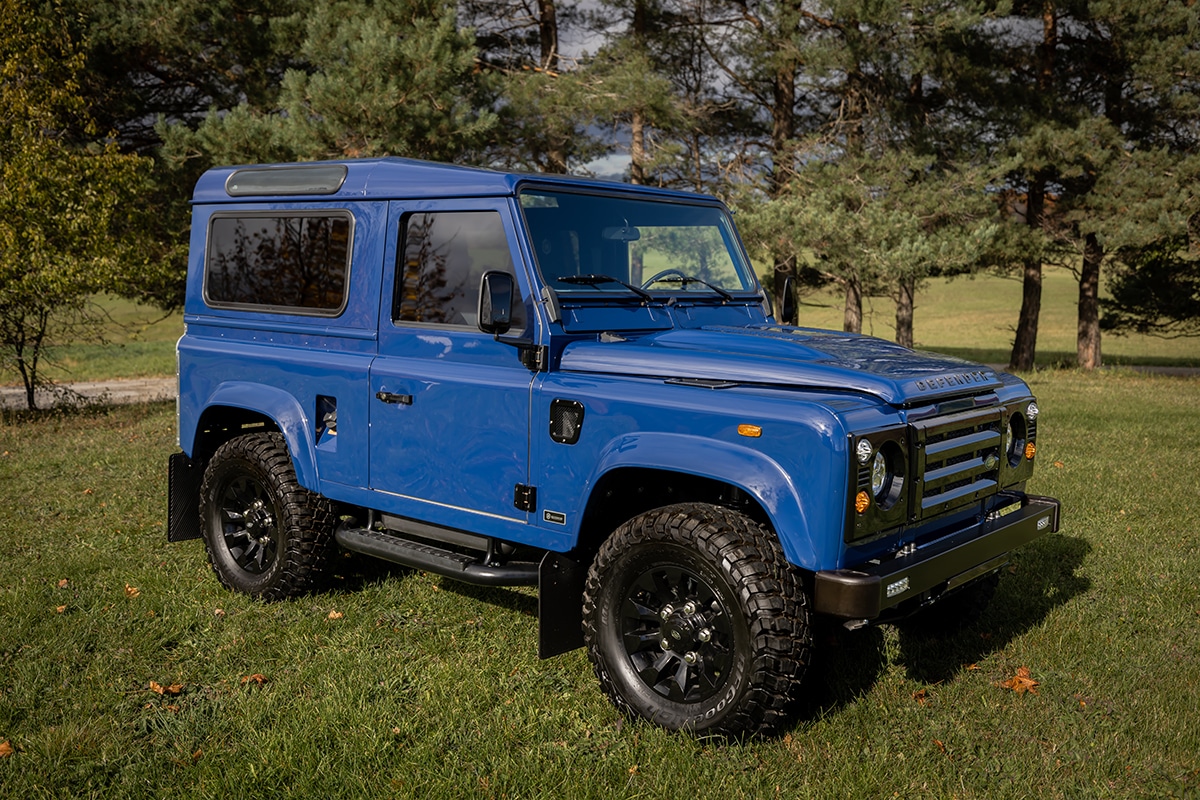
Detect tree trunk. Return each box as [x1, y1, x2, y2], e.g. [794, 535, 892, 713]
[1009, 179, 1046, 371]
[1010, 3, 1057, 371]
[844, 277, 863, 334]
[630, 109, 646, 185]
[1077, 232, 1103, 369]
[538, 0, 567, 173]
[895, 276, 915, 348]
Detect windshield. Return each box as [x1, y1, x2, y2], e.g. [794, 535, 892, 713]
[519, 189, 758, 297]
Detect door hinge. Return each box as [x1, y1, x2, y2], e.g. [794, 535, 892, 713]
[519, 344, 548, 372]
[513, 483, 538, 512]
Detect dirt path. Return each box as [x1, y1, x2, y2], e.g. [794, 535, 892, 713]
[0, 377, 176, 410]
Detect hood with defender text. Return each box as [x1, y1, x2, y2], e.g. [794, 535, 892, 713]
[558, 326, 1004, 406]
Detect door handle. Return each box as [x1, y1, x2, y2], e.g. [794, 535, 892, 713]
[375, 391, 413, 405]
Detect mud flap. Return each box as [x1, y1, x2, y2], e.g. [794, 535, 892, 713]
[167, 452, 202, 542]
[538, 551, 587, 658]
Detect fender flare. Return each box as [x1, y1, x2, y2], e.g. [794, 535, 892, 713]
[195, 382, 319, 491]
[582, 431, 818, 569]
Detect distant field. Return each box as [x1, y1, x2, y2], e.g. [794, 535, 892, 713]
[793, 266, 1200, 367]
[3, 267, 1197, 387]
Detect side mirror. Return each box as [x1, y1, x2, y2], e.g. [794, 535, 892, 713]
[478, 271, 515, 335]
[780, 274, 797, 326]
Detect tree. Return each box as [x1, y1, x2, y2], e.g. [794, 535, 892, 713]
[0, 0, 150, 409]
[1100, 238, 1200, 339]
[160, 0, 497, 166]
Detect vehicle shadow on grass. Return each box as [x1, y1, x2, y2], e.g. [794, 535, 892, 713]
[795, 533, 1092, 721]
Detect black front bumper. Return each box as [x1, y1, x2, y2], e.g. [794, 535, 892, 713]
[813, 494, 1061, 620]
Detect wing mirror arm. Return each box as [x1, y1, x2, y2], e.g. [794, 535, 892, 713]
[478, 271, 548, 371]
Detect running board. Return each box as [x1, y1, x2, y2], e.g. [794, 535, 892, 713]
[334, 524, 539, 587]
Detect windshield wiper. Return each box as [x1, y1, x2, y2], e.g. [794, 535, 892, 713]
[557, 274, 654, 301]
[649, 275, 735, 302]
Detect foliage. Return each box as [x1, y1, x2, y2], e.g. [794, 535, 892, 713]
[158, 0, 496, 166]
[0, 0, 151, 409]
[1101, 238, 1200, 338]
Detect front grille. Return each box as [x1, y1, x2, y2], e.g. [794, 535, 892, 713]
[913, 407, 1003, 518]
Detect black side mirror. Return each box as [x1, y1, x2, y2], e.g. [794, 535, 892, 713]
[780, 275, 797, 326]
[478, 271, 515, 334]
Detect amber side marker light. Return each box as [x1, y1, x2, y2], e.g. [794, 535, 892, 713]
[738, 424, 762, 438]
[1025, 442, 1037, 460]
[855, 491, 871, 514]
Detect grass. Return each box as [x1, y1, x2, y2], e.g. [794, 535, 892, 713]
[2, 370, 1198, 798]
[795, 266, 1200, 368]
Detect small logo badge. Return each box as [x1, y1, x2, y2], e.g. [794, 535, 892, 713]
[543, 510, 567, 525]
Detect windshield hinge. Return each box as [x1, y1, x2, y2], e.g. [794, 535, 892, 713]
[514, 484, 538, 512]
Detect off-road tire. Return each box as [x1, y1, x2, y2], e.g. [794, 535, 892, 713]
[200, 432, 337, 600]
[582, 503, 811, 736]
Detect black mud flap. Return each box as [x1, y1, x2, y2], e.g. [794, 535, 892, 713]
[538, 551, 587, 658]
[167, 452, 202, 542]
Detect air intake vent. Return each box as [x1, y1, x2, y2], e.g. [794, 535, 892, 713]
[550, 399, 585, 445]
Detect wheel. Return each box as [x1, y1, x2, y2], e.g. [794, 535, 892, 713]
[200, 432, 337, 600]
[899, 571, 1000, 635]
[582, 503, 811, 736]
[639, 268, 687, 289]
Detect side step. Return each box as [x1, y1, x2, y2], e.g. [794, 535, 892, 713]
[334, 524, 539, 587]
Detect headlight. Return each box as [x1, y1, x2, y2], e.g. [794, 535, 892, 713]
[1005, 412, 1028, 468]
[871, 450, 889, 497]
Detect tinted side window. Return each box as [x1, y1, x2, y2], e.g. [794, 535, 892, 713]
[394, 211, 524, 328]
[205, 213, 351, 314]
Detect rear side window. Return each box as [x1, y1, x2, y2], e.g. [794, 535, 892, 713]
[205, 212, 352, 314]
[394, 211, 524, 329]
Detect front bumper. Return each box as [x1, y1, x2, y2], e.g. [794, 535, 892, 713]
[813, 494, 1061, 619]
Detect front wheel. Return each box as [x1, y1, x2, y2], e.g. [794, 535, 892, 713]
[582, 503, 811, 736]
[200, 432, 336, 600]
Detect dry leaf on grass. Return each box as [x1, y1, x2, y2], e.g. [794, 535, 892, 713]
[0, 741, 13, 758]
[997, 666, 1039, 694]
[241, 673, 267, 686]
[328, 610, 344, 620]
[124, 584, 140, 599]
[912, 688, 930, 706]
[57, 578, 69, 589]
[150, 681, 184, 696]
[55, 605, 67, 614]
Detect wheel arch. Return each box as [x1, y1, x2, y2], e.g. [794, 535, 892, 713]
[184, 382, 319, 491]
[573, 433, 819, 571]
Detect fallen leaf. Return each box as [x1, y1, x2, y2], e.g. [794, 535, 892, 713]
[83, 488, 94, 495]
[214, 608, 225, 618]
[192, 748, 203, 762]
[57, 578, 69, 589]
[997, 666, 1039, 695]
[150, 681, 164, 694]
[1053, 461, 1064, 468]
[0, 741, 13, 757]
[933, 739, 948, 756]
[56, 605, 67, 614]
[328, 610, 344, 620]
[241, 673, 267, 686]
[628, 765, 639, 775]
[965, 663, 980, 671]
[124, 584, 140, 599]
[912, 688, 930, 706]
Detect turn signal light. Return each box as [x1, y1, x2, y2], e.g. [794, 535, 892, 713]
[1025, 442, 1037, 460]
[855, 491, 871, 514]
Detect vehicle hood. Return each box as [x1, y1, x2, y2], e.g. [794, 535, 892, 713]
[558, 325, 1003, 405]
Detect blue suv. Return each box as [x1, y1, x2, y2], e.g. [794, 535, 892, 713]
[168, 158, 1060, 735]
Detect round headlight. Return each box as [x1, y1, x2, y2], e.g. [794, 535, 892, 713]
[871, 450, 890, 498]
[856, 439, 874, 465]
[1005, 412, 1028, 467]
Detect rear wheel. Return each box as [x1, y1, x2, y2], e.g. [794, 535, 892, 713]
[200, 432, 336, 600]
[582, 503, 811, 736]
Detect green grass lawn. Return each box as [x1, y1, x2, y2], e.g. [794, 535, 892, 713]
[2, 370, 1198, 798]
[795, 266, 1200, 367]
